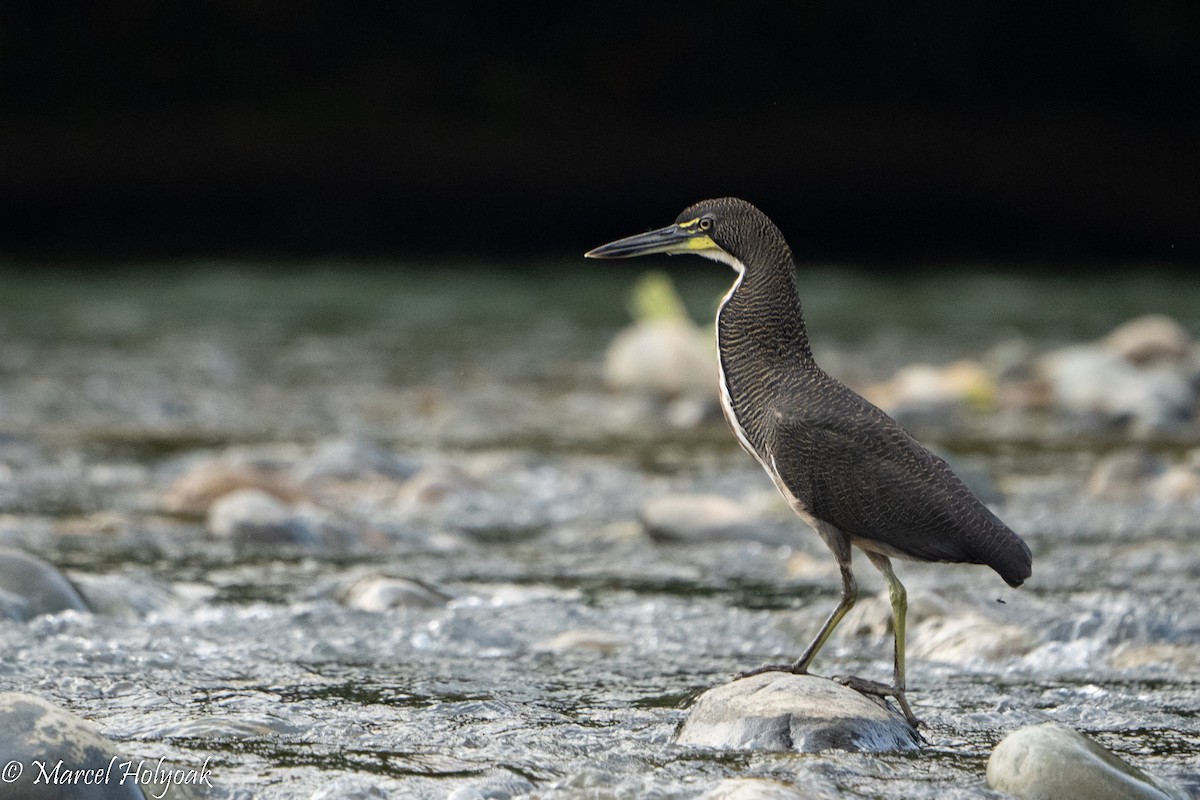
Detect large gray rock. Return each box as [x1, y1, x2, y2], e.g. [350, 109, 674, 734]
[1110, 642, 1200, 671]
[1084, 449, 1200, 502]
[674, 672, 919, 753]
[909, 612, 1037, 663]
[604, 320, 716, 399]
[532, 627, 627, 655]
[207, 489, 317, 547]
[162, 460, 301, 516]
[986, 722, 1188, 800]
[0, 692, 204, 799]
[1151, 463, 1200, 501]
[863, 359, 996, 420]
[640, 494, 761, 543]
[340, 575, 449, 612]
[1037, 344, 1194, 433]
[1103, 314, 1193, 366]
[67, 571, 180, 619]
[1086, 449, 1169, 497]
[0, 548, 89, 621]
[603, 271, 716, 402]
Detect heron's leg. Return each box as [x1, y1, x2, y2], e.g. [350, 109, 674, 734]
[865, 552, 907, 693]
[790, 549, 857, 673]
[845, 551, 917, 726]
[739, 530, 855, 679]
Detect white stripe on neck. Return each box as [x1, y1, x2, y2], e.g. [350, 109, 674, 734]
[714, 256, 757, 459]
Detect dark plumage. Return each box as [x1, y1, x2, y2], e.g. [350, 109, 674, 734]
[587, 197, 1032, 724]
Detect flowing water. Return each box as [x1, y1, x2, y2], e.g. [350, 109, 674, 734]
[0, 263, 1197, 798]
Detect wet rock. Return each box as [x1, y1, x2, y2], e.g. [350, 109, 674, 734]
[163, 460, 302, 515]
[1150, 462, 1200, 501]
[674, 672, 919, 753]
[1110, 642, 1200, 671]
[1037, 344, 1194, 434]
[1087, 449, 1168, 497]
[67, 571, 181, 618]
[908, 612, 1036, 663]
[340, 575, 449, 612]
[1103, 314, 1193, 366]
[533, 627, 626, 655]
[295, 437, 419, 482]
[605, 319, 716, 399]
[1087, 448, 1200, 501]
[0, 547, 89, 621]
[0, 691, 184, 799]
[986, 722, 1188, 800]
[641, 494, 761, 543]
[207, 489, 317, 547]
[864, 359, 996, 418]
[700, 777, 818, 800]
[604, 271, 716, 400]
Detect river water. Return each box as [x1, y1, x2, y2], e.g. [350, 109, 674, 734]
[0, 263, 1196, 798]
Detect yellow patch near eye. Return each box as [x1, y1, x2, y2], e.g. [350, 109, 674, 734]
[683, 234, 719, 250]
[677, 217, 701, 230]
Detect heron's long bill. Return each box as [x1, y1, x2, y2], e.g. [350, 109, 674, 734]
[585, 224, 716, 259]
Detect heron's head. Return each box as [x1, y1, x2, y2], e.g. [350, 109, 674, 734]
[585, 197, 785, 272]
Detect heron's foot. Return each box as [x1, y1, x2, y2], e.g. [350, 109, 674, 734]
[735, 662, 809, 680]
[833, 674, 920, 728]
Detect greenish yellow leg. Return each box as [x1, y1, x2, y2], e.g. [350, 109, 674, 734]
[872, 553, 907, 691]
[866, 552, 916, 724]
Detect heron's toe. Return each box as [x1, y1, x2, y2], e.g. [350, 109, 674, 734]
[833, 675, 921, 728]
[735, 662, 808, 680]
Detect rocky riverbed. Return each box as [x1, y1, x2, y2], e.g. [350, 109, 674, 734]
[0, 264, 1197, 799]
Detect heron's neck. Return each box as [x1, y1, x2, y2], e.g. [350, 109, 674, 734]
[715, 254, 813, 364]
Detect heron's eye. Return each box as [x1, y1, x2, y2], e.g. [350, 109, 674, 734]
[698, 217, 713, 231]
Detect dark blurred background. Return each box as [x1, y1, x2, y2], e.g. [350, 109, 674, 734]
[2, 2, 1197, 263]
